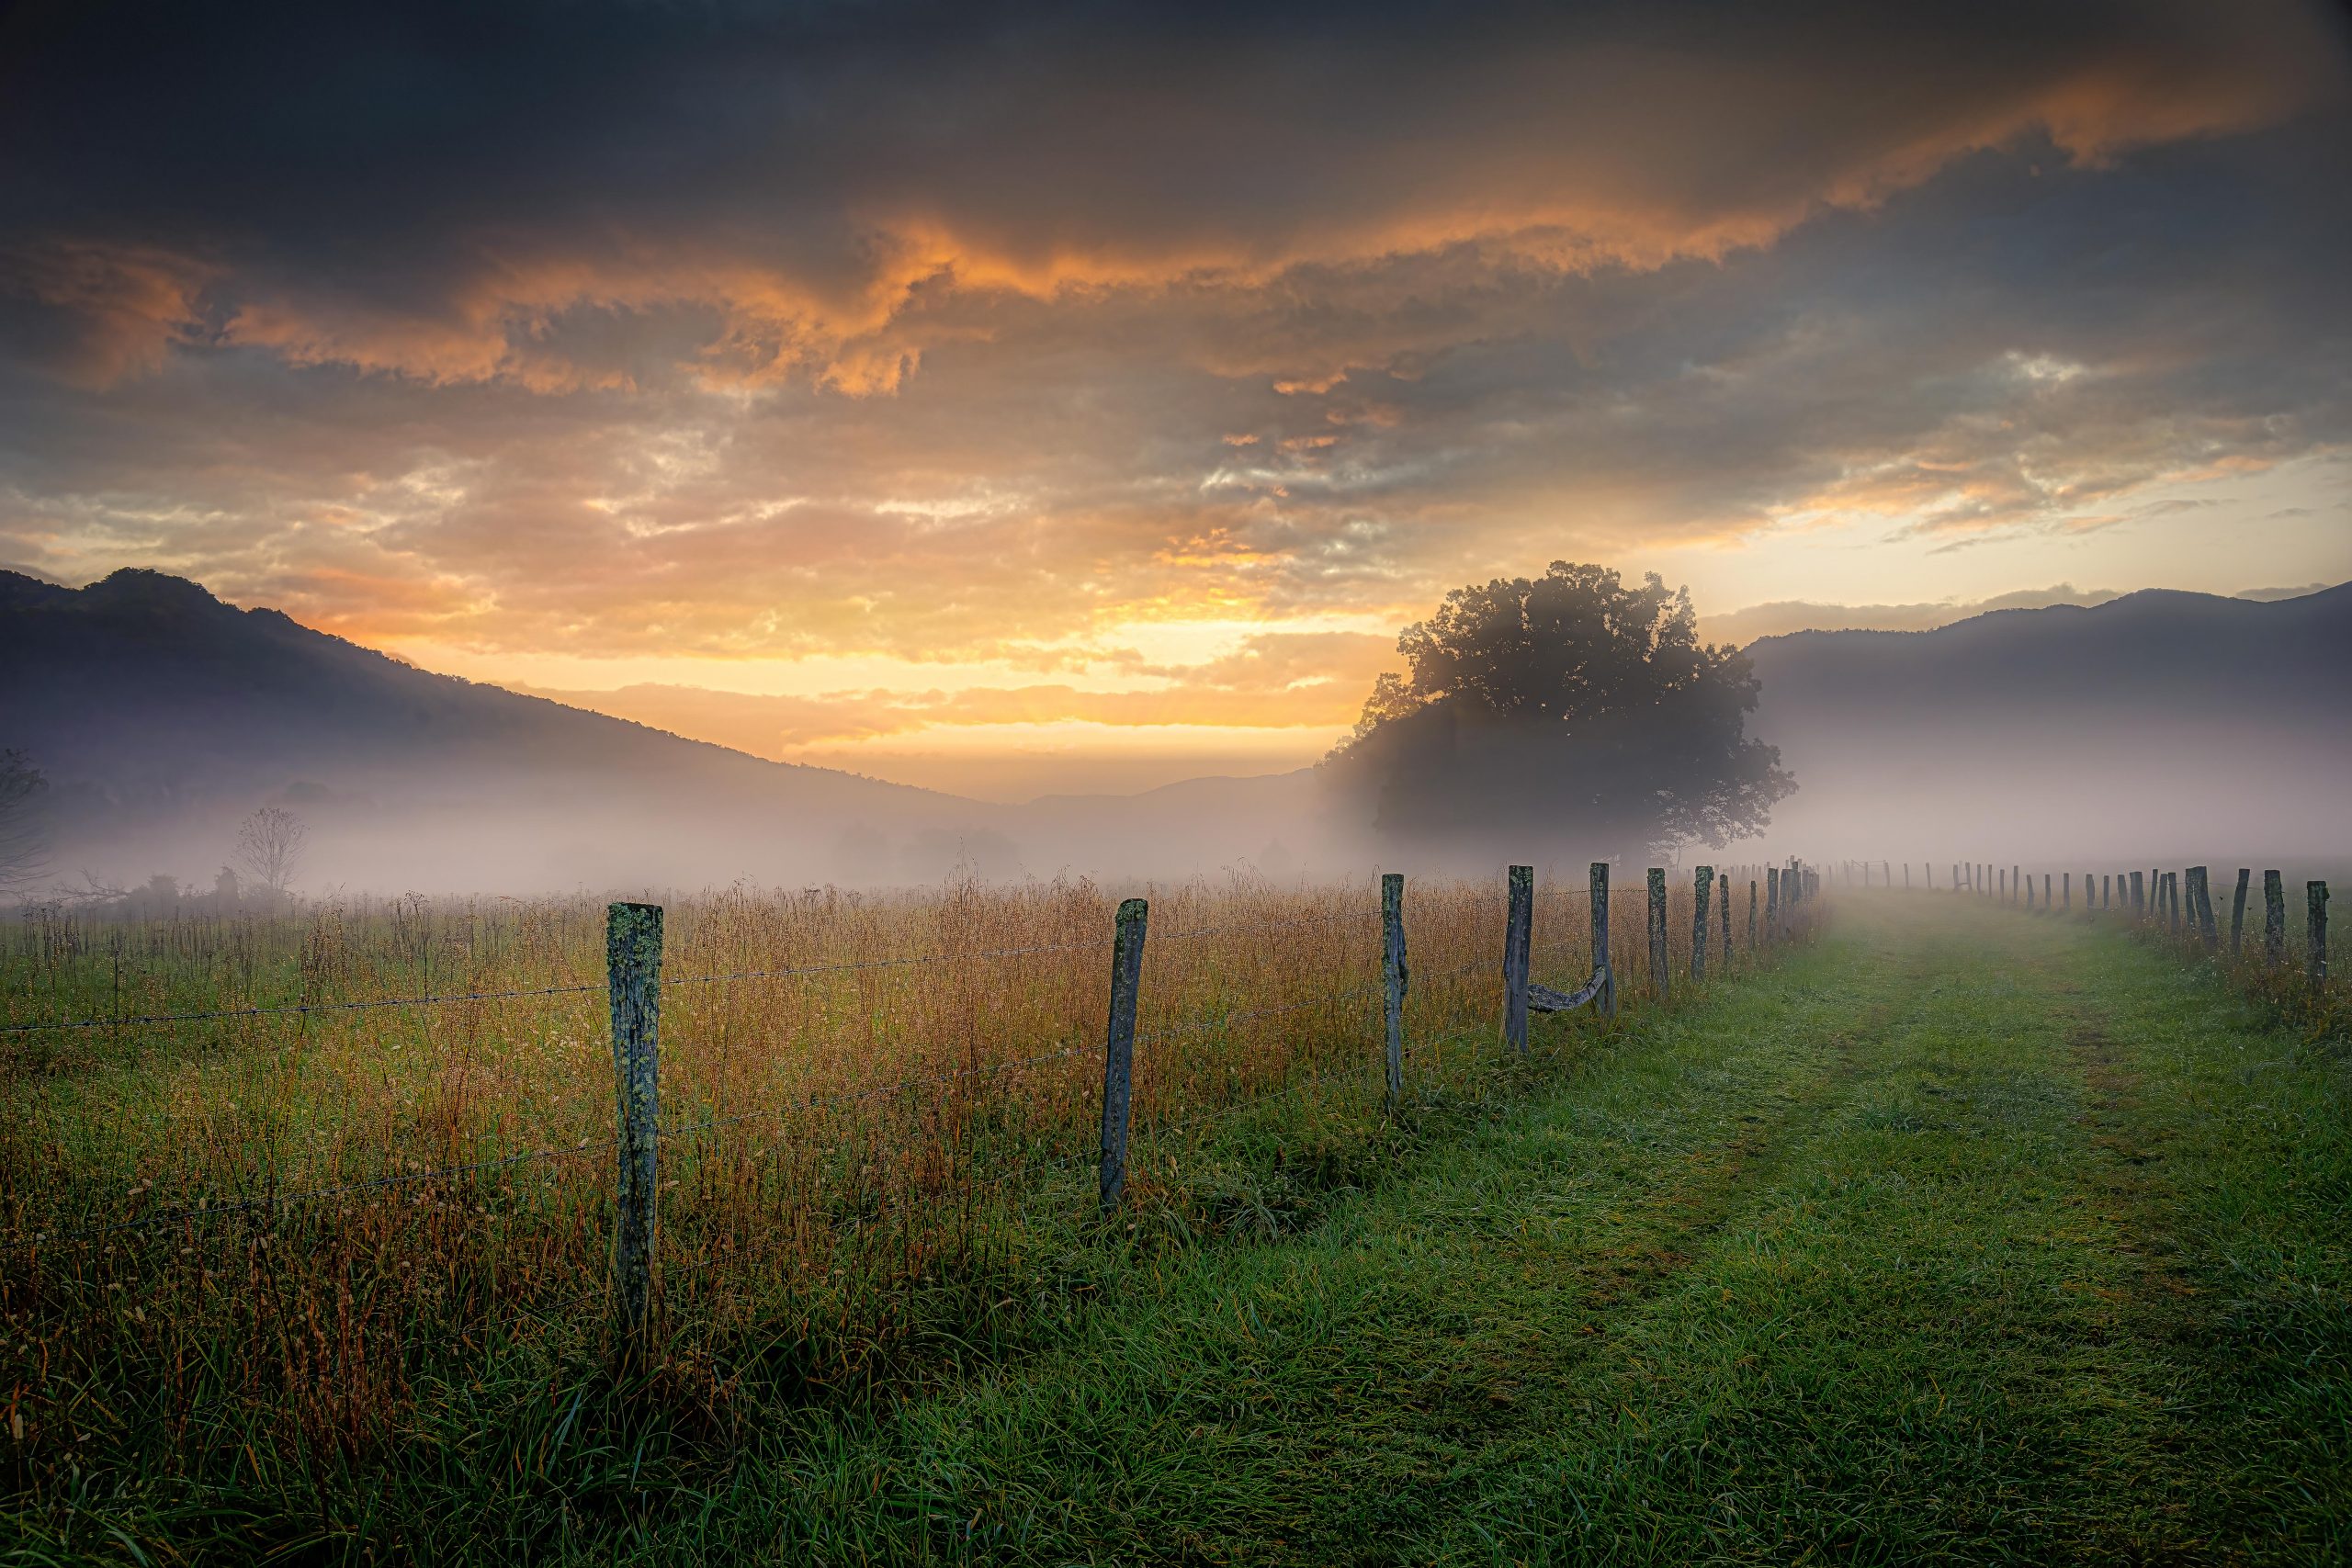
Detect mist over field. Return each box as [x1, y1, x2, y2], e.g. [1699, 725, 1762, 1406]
[4, 568, 2346, 902]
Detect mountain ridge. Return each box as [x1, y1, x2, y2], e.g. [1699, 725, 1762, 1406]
[5, 569, 2346, 886]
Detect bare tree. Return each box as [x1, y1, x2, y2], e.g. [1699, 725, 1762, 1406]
[0, 750, 49, 898]
[233, 806, 308, 899]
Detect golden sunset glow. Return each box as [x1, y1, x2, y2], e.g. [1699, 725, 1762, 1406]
[3, 0, 2348, 798]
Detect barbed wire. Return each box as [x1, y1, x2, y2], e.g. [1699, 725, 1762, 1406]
[0, 908, 1385, 1036]
[659, 1038, 1108, 1143]
[0, 979, 605, 1037]
[2, 1134, 618, 1257]
[0, 931, 1510, 1257]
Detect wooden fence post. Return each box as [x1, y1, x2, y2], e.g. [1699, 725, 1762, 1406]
[1503, 865, 1532, 1053]
[2230, 869, 2249, 958]
[2131, 870, 2143, 916]
[2063, 872, 2071, 912]
[1719, 873, 1732, 966]
[1099, 897, 1148, 1214]
[1382, 874, 1408, 1110]
[1691, 865, 1713, 982]
[2312, 881, 2331, 987]
[1748, 878, 1758, 951]
[1767, 866, 1780, 935]
[1590, 862, 1614, 1020]
[2189, 867, 2218, 951]
[605, 900, 663, 1361]
[2264, 871, 2286, 966]
[1647, 867, 1669, 997]
[2102, 874, 2111, 911]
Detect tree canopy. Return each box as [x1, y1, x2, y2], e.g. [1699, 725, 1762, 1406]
[1325, 563, 1792, 855]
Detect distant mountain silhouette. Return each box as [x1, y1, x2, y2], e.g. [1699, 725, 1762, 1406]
[1744, 583, 2352, 862]
[6, 570, 2342, 892]
[0, 570, 990, 891]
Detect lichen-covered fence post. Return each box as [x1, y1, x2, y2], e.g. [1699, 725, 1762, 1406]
[1647, 867, 1669, 997]
[2309, 881, 2330, 987]
[1748, 878, 1758, 951]
[605, 900, 663, 1364]
[2264, 871, 2286, 967]
[1767, 866, 1781, 936]
[2230, 869, 2251, 959]
[1098, 897, 1148, 1214]
[1381, 874, 1408, 1110]
[1591, 862, 1615, 1020]
[1501, 864, 1533, 1053]
[1690, 865, 1713, 983]
[1719, 873, 1732, 966]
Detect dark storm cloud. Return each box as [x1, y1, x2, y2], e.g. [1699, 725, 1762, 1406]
[0, 0, 2346, 671]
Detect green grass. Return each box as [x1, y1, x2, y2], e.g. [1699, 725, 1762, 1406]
[8, 896, 2349, 1563]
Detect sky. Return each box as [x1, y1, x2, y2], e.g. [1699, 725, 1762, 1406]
[3, 0, 2349, 801]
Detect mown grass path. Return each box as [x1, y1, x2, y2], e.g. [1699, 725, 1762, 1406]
[748, 896, 2351, 1566]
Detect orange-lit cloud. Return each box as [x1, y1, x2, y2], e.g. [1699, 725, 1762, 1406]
[1, 0, 2347, 800]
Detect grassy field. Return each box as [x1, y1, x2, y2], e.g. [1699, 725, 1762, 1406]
[6, 887, 2348, 1562]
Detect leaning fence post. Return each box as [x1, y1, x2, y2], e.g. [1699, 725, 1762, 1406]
[1501, 865, 1532, 1053]
[1647, 868, 1669, 996]
[1382, 874, 1408, 1109]
[1691, 865, 1713, 983]
[605, 900, 663, 1361]
[1099, 897, 1148, 1214]
[1590, 862, 1614, 1020]
[2229, 869, 2249, 958]
[2311, 882, 2331, 987]
[2264, 871, 2286, 967]
[1587, 862, 1614, 1018]
[2190, 867, 2218, 951]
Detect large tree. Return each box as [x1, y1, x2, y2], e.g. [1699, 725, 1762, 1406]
[1325, 563, 1792, 855]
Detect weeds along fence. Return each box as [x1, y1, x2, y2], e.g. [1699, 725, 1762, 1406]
[0, 861, 1822, 1454]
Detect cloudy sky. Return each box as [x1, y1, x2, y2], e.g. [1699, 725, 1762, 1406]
[4, 0, 2348, 798]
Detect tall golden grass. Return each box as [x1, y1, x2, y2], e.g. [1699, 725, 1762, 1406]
[1, 865, 1779, 1470]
